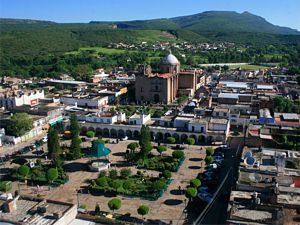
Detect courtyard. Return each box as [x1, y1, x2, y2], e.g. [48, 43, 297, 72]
[4, 138, 206, 224]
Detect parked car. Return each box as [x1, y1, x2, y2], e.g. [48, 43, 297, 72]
[213, 152, 225, 158]
[198, 186, 209, 192]
[220, 144, 230, 151]
[213, 155, 224, 162]
[198, 191, 213, 203]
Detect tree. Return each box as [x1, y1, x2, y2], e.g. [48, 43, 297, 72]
[123, 180, 134, 191]
[273, 96, 294, 113]
[93, 138, 105, 145]
[139, 125, 152, 159]
[137, 205, 150, 220]
[152, 179, 167, 191]
[86, 131, 95, 138]
[96, 177, 108, 187]
[46, 168, 58, 183]
[157, 145, 167, 157]
[162, 170, 172, 179]
[69, 113, 80, 137]
[111, 180, 123, 192]
[185, 187, 197, 200]
[47, 127, 61, 162]
[205, 156, 214, 164]
[108, 198, 122, 213]
[166, 137, 176, 144]
[172, 150, 185, 160]
[109, 169, 118, 179]
[70, 137, 82, 159]
[120, 168, 131, 178]
[7, 113, 33, 137]
[95, 203, 100, 214]
[127, 142, 139, 152]
[190, 178, 201, 188]
[18, 165, 30, 178]
[185, 138, 195, 146]
[206, 147, 215, 156]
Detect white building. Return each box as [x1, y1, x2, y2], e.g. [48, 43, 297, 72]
[128, 114, 151, 125]
[60, 96, 108, 109]
[79, 111, 126, 124]
[0, 90, 44, 109]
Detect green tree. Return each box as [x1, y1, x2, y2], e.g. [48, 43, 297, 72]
[69, 113, 80, 137]
[7, 113, 33, 137]
[95, 203, 100, 214]
[137, 205, 150, 220]
[166, 137, 176, 144]
[93, 138, 105, 145]
[205, 156, 214, 164]
[46, 168, 58, 183]
[47, 127, 61, 162]
[157, 145, 167, 157]
[70, 137, 82, 159]
[120, 168, 131, 178]
[152, 179, 167, 191]
[206, 147, 215, 156]
[86, 131, 95, 138]
[139, 125, 152, 159]
[108, 198, 122, 213]
[185, 138, 195, 146]
[172, 150, 185, 160]
[162, 170, 172, 179]
[109, 169, 118, 179]
[123, 180, 134, 191]
[190, 178, 201, 188]
[18, 165, 30, 178]
[127, 142, 139, 152]
[111, 180, 123, 192]
[96, 177, 108, 187]
[185, 187, 197, 200]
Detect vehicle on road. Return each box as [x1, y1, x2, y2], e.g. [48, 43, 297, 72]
[120, 136, 128, 141]
[198, 191, 213, 203]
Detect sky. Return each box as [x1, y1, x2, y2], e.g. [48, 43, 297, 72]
[0, 0, 299, 30]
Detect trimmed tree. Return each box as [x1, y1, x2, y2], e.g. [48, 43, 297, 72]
[95, 203, 100, 214]
[162, 170, 172, 179]
[109, 169, 118, 179]
[139, 125, 152, 160]
[123, 180, 134, 192]
[46, 168, 58, 183]
[70, 113, 80, 137]
[206, 147, 215, 156]
[18, 165, 30, 178]
[185, 138, 195, 147]
[47, 127, 61, 163]
[127, 142, 139, 153]
[7, 113, 33, 137]
[166, 137, 176, 144]
[157, 145, 167, 157]
[70, 137, 82, 159]
[108, 198, 122, 213]
[172, 150, 185, 160]
[190, 178, 201, 188]
[185, 187, 197, 201]
[96, 177, 108, 187]
[86, 131, 95, 138]
[137, 205, 150, 220]
[205, 156, 214, 164]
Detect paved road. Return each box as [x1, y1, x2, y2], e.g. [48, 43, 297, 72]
[192, 137, 243, 225]
[0, 132, 47, 157]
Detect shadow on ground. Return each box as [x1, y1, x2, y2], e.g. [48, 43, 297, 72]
[63, 162, 89, 172]
[112, 152, 126, 157]
[188, 166, 201, 170]
[170, 189, 184, 195]
[164, 199, 183, 206]
[189, 158, 203, 162]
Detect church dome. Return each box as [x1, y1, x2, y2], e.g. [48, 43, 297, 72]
[161, 53, 180, 65]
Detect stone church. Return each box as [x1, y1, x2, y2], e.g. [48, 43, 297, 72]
[135, 53, 196, 104]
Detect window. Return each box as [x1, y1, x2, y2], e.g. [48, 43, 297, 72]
[141, 87, 143, 92]
[141, 96, 144, 101]
[200, 127, 204, 132]
[216, 112, 219, 116]
[192, 126, 195, 132]
[155, 85, 158, 91]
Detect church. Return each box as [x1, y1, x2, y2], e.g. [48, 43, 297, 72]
[135, 53, 197, 104]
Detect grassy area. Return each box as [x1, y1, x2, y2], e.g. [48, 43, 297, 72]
[65, 47, 135, 55]
[228, 64, 270, 70]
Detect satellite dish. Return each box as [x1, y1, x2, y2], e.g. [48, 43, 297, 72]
[243, 151, 252, 159]
[244, 157, 255, 166]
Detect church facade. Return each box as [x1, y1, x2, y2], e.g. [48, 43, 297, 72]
[135, 53, 196, 104]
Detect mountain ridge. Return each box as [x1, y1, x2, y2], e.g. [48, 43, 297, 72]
[1, 11, 299, 35]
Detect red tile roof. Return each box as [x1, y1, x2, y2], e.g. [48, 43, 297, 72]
[157, 73, 173, 79]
